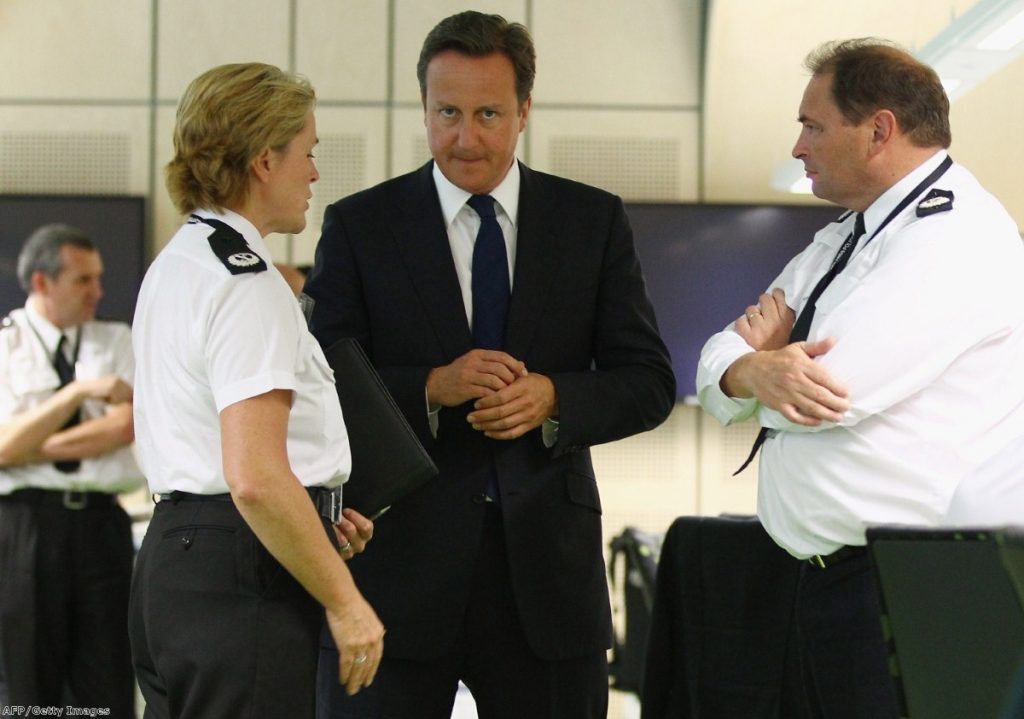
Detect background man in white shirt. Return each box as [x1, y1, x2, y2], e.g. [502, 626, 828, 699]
[697, 39, 1024, 717]
[0, 224, 141, 716]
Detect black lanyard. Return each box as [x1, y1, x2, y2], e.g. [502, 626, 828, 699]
[863, 154, 953, 247]
[25, 314, 81, 371]
[734, 155, 954, 476]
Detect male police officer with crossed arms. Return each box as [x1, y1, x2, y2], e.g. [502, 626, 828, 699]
[698, 40, 1024, 717]
[0, 224, 141, 716]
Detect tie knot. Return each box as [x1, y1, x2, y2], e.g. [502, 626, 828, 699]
[467, 194, 497, 220]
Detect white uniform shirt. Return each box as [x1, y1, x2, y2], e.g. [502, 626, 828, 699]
[0, 303, 143, 494]
[697, 151, 1024, 558]
[944, 434, 1024, 526]
[132, 208, 350, 495]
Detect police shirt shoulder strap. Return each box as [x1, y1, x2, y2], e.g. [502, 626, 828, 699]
[188, 214, 268, 275]
[916, 188, 955, 217]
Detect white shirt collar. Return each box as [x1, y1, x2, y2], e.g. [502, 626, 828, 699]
[24, 298, 69, 353]
[191, 207, 273, 261]
[862, 149, 948, 238]
[432, 160, 521, 227]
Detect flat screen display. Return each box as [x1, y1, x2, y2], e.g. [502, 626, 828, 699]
[0, 195, 146, 325]
[625, 202, 843, 399]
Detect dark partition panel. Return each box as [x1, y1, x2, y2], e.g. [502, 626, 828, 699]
[625, 202, 842, 399]
[0, 195, 146, 325]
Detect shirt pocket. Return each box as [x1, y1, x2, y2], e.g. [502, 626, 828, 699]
[814, 270, 863, 317]
[10, 365, 59, 402]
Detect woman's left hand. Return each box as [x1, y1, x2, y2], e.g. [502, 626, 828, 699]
[334, 508, 374, 560]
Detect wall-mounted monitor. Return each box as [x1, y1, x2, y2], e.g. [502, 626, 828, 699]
[625, 202, 843, 400]
[0, 195, 146, 325]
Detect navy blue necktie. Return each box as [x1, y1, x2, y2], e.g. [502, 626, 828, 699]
[53, 334, 81, 473]
[467, 195, 510, 350]
[734, 213, 865, 475]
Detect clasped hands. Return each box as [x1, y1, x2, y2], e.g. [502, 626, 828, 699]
[723, 288, 850, 426]
[426, 349, 557, 440]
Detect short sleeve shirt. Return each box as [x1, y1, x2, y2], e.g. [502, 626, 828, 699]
[0, 304, 143, 494]
[132, 208, 350, 494]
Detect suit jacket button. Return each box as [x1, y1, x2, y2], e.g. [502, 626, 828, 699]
[472, 493, 489, 504]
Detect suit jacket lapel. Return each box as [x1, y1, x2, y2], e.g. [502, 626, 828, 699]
[505, 163, 562, 359]
[388, 162, 473, 359]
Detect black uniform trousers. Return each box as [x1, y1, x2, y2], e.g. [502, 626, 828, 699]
[129, 496, 333, 719]
[0, 490, 135, 717]
[317, 504, 609, 719]
[793, 551, 900, 719]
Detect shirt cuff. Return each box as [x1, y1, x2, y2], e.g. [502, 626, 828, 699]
[542, 418, 559, 448]
[695, 337, 759, 425]
[426, 386, 440, 439]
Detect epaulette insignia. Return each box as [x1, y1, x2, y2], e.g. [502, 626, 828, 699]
[916, 189, 954, 217]
[190, 214, 268, 275]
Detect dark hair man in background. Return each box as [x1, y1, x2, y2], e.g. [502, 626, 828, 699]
[304, 10, 675, 719]
[697, 39, 1024, 716]
[0, 223, 141, 715]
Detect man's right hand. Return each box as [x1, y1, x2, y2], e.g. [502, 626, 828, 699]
[721, 338, 849, 426]
[426, 349, 527, 407]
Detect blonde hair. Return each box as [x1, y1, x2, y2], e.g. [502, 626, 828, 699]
[166, 63, 315, 214]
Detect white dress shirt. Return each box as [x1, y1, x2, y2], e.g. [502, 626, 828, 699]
[0, 302, 143, 494]
[432, 159, 520, 330]
[944, 434, 1024, 526]
[697, 151, 1024, 557]
[132, 208, 350, 495]
[428, 160, 559, 446]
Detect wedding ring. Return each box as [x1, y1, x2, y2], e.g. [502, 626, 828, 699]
[354, 654, 368, 665]
[339, 541, 353, 553]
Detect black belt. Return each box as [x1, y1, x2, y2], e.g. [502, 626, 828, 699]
[0, 487, 117, 510]
[807, 545, 866, 569]
[159, 486, 342, 524]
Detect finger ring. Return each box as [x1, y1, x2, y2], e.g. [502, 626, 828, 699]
[339, 542, 353, 553]
[354, 654, 368, 665]
[747, 313, 759, 320]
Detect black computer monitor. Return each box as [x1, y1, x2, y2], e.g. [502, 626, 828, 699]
[625, 202, 842, 399]
[0, 195, 146, 325]
[867, 526, 1024, 719]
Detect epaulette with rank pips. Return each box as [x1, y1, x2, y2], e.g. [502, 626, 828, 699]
[188, 214, 268, 275]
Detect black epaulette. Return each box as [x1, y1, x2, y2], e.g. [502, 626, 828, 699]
[916, 189, 954, 217]
[189, 214, 268, 275]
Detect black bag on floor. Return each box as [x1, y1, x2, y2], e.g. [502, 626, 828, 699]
[608, 526, 664, 694]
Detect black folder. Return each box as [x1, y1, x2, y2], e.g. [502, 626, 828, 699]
[323, 337, 438, 519]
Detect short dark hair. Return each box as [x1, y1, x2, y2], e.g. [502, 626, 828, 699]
[805, 38, 951, 149]
[417, 11, 536, 105]
[17, 224, 96, 294]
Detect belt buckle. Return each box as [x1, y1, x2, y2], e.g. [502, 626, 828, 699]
[63, 490, 87, 510]
[327, 486, 342, 525]
[809, 554, 827, 569]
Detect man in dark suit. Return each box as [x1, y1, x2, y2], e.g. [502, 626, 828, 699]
[304, 10, 675, 718]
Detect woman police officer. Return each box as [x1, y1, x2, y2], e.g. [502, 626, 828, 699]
[128, 63, 384, 716]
